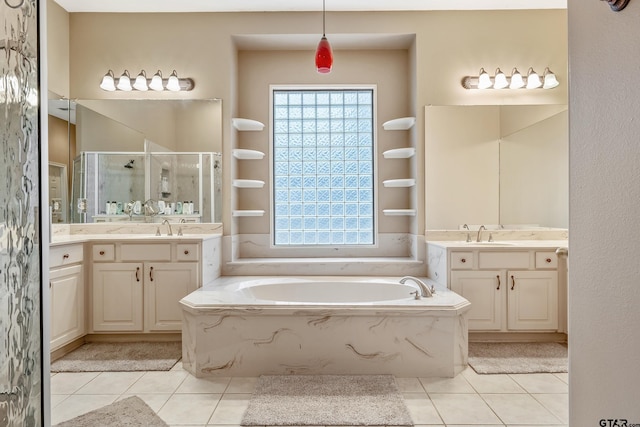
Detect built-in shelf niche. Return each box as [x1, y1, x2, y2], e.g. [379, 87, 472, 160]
[382, 116, 416, 131]
[232, 118, 265, 131]
[382, 147, 415, 159]
[233, 149, 265, 160]
[233, 179, 265, 188]
[383, 209, 417, 216]
[232, 210, 265, 217]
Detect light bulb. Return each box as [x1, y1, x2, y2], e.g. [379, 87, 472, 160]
[166, 70, 181, 92]
[99, 70, 116, 91]
[509, 68, 524, 89]
[149, 70, 164, 91]
[477, 68, 492, 89]
[526, 67, 542, 89]
[116, 70, 132, 91]
[133, 70, 148, 91]
[493, 68, 508, 89]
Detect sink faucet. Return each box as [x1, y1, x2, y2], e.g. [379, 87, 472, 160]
[476, 225, 486, 242]
[177, 218, 186, 236]
[399, 276, 435, 299]
[161, 219, 173, 236]
[462, 224, 471, 242]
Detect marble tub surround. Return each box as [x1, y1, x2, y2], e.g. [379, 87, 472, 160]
[180, 276, 470, 378]
[221, 233, 427, 276]
[426, 227, 568, 242]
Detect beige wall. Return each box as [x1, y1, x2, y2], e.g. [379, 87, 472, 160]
[47, 0, 69, 97]
[68, 9, 567, 232]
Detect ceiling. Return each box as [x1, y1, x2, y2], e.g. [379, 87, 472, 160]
[53, 0, 566, 13]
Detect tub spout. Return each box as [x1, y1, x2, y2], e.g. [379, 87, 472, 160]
[399, 276, 435, 298]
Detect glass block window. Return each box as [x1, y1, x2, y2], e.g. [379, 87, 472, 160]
[273, 88, 375, 246]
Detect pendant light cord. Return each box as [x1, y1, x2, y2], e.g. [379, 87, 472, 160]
[322, 0, 326, 37]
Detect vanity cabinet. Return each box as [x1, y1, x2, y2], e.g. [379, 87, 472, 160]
[445, 248, 559, 332]
[91, 241, 201, 333]
[49, 244, 85, 350]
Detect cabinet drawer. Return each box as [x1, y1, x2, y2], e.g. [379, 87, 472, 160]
[478, 251, 529, 269]
[535, 251, 558, 269]
[121, 244, 171, 261]
[176, 244, 199, 261]
[50, 244, 84, 268]
[451, 252, 473, 269]
[92, 244, 115, 262]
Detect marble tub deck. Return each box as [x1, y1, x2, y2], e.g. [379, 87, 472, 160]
[180, 276, 471, 378]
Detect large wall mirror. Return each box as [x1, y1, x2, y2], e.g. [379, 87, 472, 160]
[425, 104, 568, 230]
[47, 94, 223, 224]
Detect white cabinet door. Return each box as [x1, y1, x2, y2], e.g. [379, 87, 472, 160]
[50, 264, 84, 350]
[451, 270, 504, 331]
[92, 263, 144, 332]
[145, 262, 199, 331]
[507, 270, 558, 330]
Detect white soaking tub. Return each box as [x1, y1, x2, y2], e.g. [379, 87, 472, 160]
[180, 276, 470, 378]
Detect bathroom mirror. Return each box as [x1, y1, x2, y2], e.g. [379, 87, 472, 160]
[425, 104, 568, 230]
[48, 97, 223, 223]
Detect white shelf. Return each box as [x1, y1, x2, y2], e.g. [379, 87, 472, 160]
[232, 118, 265, 131]
[383, 147, 416, 159]
[233, 179, 265, 188]
[382, 117, 416, 131]
[232, 210, 265, 217]
[233, 149, 265, 160]
[383, 178, 416, 188]
[383, 209, 417, 216]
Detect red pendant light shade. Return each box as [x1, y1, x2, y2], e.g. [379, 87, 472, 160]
[315, 0, 333, 74]
[315, 36, 333, 74]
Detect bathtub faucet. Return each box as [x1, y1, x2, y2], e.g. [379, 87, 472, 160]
[399, 276, 435, 299]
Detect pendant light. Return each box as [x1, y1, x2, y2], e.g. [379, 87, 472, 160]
[315, 0, 333, 74]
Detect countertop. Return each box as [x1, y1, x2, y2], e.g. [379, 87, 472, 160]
[50, 233, 222, 247]
[427, 240, 568, 249]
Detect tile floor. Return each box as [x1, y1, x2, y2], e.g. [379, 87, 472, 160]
[50, 364, 568, 427]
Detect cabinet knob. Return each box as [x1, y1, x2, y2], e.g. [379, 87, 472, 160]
[99, 251, 105, 255]
[184, 250, 189, 255]
[460, 258, 466, 263]
[546, 258, 552, 263]
[63, 253, 70, 259]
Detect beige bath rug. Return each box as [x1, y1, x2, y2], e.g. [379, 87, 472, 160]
[53, 396, 168, 427]
[241, 374, 414, 426]
[51, 341, 181, 372]
[468, 342, 568, 374]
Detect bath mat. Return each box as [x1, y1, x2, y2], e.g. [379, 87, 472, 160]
[53, 396, 168, 427]
[241, 374, 414, 426]
[468, 342, 567, 374]
[51, 341, 181, 372]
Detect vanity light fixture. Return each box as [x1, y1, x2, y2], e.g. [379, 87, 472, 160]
[525, 67, 542, 89]
[116, 70, 132, 91]
[99, 69, 195, 92]
[315, 0, 333, 74]
[133, 70, 148, 91]
[99, 70, 116, 91]
[462, 66, 559, 90]
[542, 67, 560, 89]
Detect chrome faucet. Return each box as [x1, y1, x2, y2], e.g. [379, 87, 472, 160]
[177, 218, 186, 236]
[400, 276, 435, 299]
[161, 219, 173, 236]
[476, 225, 486, 242]
[462, 224, 472, 242]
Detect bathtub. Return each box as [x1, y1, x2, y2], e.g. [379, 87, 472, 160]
[180, 276, 470, 377]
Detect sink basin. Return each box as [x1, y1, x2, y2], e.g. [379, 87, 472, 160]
[463, 241, 515, 246]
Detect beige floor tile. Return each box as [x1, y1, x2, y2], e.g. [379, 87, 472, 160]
[225, 377, 258, 393]
[402, 392, 445, 424]
[482, 393, 562, 425]
[395, 377, 425, 392]
[75, 371, 144, 395]
[171, 361, 187, 372]
[420, 375, 475, 393]
[176, 375, 231, 394]
[117, 393, 172, 412]
[429, 393, 502, 425]
[126, 370, 189, 394]
[157, 393, 221, 425]
[554, 372, 569, 384]
[532, 393, 569, 424]
[50, 394, 69, 408]
[462, 370, 526, 394]
[509, 373, 568, 394]
[50, 372, 100, 395]
[50, 394, 117, 425]
[207, 393, 252, 425]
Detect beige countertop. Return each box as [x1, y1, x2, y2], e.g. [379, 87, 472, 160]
[427, 240, 568, 249]
[50, 233, 221, 247]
